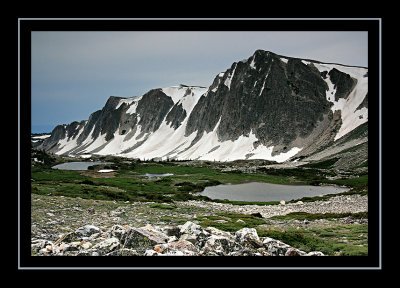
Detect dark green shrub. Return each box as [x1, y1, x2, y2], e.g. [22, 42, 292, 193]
[80, 179, 95, 185]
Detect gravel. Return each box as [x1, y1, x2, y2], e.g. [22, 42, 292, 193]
[175, 194, 368, 219]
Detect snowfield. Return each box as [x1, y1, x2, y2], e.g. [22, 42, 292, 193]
[49, 58, 368, 163]
[312, 62, 368, 141]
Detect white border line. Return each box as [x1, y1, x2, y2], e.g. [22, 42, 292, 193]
[18, 17, 21, 269]
[19, 17, 381, 270]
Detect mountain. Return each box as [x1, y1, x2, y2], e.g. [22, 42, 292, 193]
[37, 49, 368, 164]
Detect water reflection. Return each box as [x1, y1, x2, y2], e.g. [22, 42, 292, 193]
[199, 182, 349, 202]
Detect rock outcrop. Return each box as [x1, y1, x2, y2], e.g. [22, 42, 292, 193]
[32, 221, 324, 256]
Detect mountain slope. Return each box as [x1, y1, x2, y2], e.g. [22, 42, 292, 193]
[37, 50, 368, 163]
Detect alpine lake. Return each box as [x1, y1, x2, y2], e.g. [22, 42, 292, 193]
[31, 155, 368, 205]
[31, 153, 369, 256]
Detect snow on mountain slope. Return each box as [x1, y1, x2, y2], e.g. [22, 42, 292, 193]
[312, 62, 368, 140]
[78, 85, 208, 159]
[40, 50, 368, 163]
[162, 85, 208, 114]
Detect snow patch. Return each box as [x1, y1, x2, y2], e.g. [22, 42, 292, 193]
[56, 126, 85, 155]
[313, 63, 368, 141]
[224, 63, 237, 90]
[125, 96, 142, 115]
[116, 97, 136, 109]
[98, 169, 115, 173]
[249, 56, 256, 69]
[80, 154, 92, 158]
[258, 65, 272, 96]
[32, 134, 51, 140]
[175, 86, 208, 114]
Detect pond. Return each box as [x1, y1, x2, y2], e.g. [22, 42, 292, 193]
[51, 161, 112, 171]
[143, 173, 174, 179]
[198, 182, 350, 202]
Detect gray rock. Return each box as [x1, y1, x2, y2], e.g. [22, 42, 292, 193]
[306, 251, 325, 256]
[200, 235, 243, 256]
[31, 239, 53, 252]
[235, 227, 263, 248]
[122, 227, 168, 252]
[179, 221, 210, 247]
[263, 237, 292, 256]
[155, 240, 199, 256]
[108, 224, 127, 241]
[92, 237, 120, 255]
[110, 207, 127, 217]
[285, 248, 305, 256]
[144, 249, 160, 256]
[105, 248, 140, 256]
[75, 225, 101, 238]
[33, 219, 326, 257]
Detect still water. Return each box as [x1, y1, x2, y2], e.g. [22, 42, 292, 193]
[52, 161, 111, 171]
[144, 173, 174, 179]
[199, 182, 349, 202]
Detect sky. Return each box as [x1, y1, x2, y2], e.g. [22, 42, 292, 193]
[31, 31, 368, 133]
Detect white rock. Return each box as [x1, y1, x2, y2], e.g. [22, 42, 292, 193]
[75, 225, 101, 237]
[144, 249, 160, 256]
[92, 237, 120, 254]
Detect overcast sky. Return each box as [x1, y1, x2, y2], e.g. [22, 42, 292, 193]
[31, 31, 368, 133]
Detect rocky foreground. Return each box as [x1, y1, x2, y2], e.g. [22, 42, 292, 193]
[32, 221, 324, 256]
[31, 194, 367, 256]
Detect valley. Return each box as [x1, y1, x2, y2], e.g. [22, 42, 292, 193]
[30, 151, 368, 256]
[29, 49, 370, 257]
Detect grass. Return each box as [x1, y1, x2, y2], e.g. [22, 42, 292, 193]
[194, 211, 368, 256]
[197, 212, 267, 231]
[149, 203, 176, 210]
[31, 154, 368, 205]
[31, 160, 311, 204]
[30, 152, 369, 256]
[257, 224, 368, 256]
[302, 158, 339, 169]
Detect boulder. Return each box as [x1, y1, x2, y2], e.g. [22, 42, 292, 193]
[179, 221, 210, 247]
[263, 237, 292, 256]
[306, 251, 324, 256]
[108, 224, 127, 241]
[154, 240, 199, 256]
[122, 227, 169, 252]
[163, 226, 182, 238]
[92, 237, 120, 255]
[31, 239, 53, 252]
[75, 225, 101, 238]
[54, 232, 77, 245]
[200, 235, 243, 256]
[235, 227, 263, 248]
[285, 248, 303, 256]
[32, 221, 325, 257]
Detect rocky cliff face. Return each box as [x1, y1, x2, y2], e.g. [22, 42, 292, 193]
[37, 49, 368, 162]
[186, 50, 336, 155]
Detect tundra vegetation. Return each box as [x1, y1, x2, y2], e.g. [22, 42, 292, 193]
[30, 149, 368, 256]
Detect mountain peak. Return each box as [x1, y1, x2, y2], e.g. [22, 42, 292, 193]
[38, 50, 368, 163]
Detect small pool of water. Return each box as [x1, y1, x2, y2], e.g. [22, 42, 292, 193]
[143, 173, 174, 179]
[199, 182, 349, 202]
[51, 161, 111, 171]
